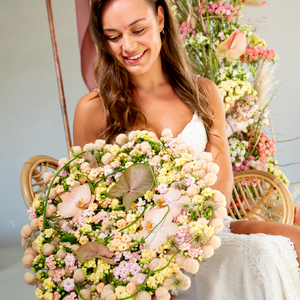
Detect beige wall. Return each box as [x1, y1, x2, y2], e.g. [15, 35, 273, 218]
[0, 0, 299, 247]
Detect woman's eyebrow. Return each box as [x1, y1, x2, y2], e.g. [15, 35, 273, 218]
[103, 18, 146, 32]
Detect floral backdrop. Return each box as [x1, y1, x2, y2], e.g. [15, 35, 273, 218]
[168, 0, 300, 224]
[169, 0, 289, 185]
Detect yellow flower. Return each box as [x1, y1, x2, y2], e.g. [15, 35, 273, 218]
[202, 187, 214, 197]
[81, 224, 92, 233]
[123, 223, 138, 234]
[274, 169, 280, 177]
[95, 186, 108, 200]
[35, 288, 44, 299]
[159, 258, 168, 268]
[34, 234, 45, 253]
[144, 190, 153, 201]
[44, 228, 54, 238]
[192, 195, 204, 205]
[110, 145, 120, 155]
[115, 286, 127, 299]
[146, 276, 157, 289]
[33, 195, 42, 209]
[154, 272, 164, 284]
[44, 292, 53, 300]
[79, 236, 89, 245]
[203, 225, 214, 238]
[110, 198, 119, 209]
[126, 213, 137, 223]
[161, 267, 172, 277]
[84, 259, 97, 268]
[43, 277, 55, 290]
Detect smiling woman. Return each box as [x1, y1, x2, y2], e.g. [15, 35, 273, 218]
[101, 0, 164, 76]
[72, 0, 300, 299]
[77, 0, 215, 149]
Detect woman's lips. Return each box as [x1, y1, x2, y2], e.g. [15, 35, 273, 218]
[123, 50, 147, 64]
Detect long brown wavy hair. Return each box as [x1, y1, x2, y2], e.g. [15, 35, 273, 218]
[89, 0, 214, 144]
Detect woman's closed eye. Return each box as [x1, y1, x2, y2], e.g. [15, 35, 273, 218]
[106, 35, 120, 42]
[133, 28, 145, 34]
[105, 29, 144, 42]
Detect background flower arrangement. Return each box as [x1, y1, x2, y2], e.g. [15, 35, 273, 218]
[21, 130, 227, 300]
[169, 0, 296, 220]
[170, 0, 287, 183]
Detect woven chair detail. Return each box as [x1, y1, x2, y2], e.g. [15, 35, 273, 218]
[229, 170, 294, 225]
[20, 155, 58, 208]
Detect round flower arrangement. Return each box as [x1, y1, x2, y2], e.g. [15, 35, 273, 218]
[21, 129, 227, 300]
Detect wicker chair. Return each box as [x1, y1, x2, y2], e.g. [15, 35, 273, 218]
[20, 156, 294, 224]
[20, 155, 58, 208]
[229, 170, 294, 225]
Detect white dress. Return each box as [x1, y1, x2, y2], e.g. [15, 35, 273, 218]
[176, 113, 300, 300]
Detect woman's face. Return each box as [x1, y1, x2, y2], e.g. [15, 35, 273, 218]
[101, 0, 164, 76]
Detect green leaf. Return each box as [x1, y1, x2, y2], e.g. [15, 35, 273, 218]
[60, 234, 77, 244]
[249, 65, 256, 75]
[108, 163, 154, 211]
[204, 208, 213, 220]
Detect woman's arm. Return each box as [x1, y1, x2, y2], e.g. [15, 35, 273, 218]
[73, 91, 106, 148]
[201, 78, 233, 207]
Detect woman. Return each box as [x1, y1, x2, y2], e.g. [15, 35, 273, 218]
[73, 0, 300, 299]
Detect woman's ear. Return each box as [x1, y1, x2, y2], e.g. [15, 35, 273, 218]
[157, 5, 165, 31]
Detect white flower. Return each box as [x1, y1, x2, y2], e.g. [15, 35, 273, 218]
[137, 207, 178, 249]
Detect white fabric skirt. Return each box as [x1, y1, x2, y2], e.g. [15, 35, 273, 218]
[178, 217, 300, 300]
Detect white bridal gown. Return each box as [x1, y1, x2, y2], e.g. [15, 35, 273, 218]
[176, 112, 300, 300]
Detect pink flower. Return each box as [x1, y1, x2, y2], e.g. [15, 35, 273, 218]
[63, 278, 75, 292]
[186, 175, 196, 187]
[153, 188, 190, 218]
[65, 292, 77, 300]
[64, 253, 76, 267]
[137, 273, 147, 284]
[188, 248, 201, 258]
[130, 263, 141, 275]
[97, 283, 105, 294]
[59, 184, 94, 219]
[215, 30, 247, 62]
[53, 292, 61, 300]
[45, 255, 56, 270]
[157, 183, 169, 194]
[180, 242, 191, 251]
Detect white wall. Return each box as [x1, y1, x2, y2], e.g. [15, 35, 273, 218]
[0, 0, 299, 247]
[0, 0, 88, 247]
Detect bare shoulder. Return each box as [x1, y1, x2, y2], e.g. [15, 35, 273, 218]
[73, 90, 106, 148]
[197, 76, 224, 115]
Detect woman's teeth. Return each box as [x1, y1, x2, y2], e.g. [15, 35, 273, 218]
[127, 51, 144, 60]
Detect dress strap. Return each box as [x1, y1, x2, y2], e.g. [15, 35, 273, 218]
[93, 88, 107, 113]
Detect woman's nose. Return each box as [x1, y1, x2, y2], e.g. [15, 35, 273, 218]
[122, 36, 138, 53]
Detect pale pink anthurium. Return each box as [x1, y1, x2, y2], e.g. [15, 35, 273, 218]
[137, 207, 178, 249]
[241, 0, 266, 7]
[215, 30, 247, 62]
[153, 188, 190, 218]
[59, 184, 94, 219]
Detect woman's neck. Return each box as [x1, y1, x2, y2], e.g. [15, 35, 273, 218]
[130, 56, 168, 95]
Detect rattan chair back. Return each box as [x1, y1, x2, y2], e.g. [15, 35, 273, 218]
[20, 155, 58, 208]
[229, 169, 294, 225]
